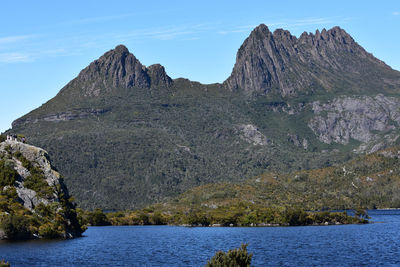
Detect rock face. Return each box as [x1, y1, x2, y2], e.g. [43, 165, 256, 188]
[147, 64, 173, 87]
[308, 95, 400, 150]
[237, 124, 269, 146]
[12, 108, 110, 127]
[224, 24, 400, 96]
[2, 141, 61, 209]
[0, 140, 84, 239]
[59, 45, 172, 97]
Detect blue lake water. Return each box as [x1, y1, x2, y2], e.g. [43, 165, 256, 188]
[1, 210, 400, 266]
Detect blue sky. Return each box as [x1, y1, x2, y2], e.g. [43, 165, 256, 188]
[1, 0, 399, 132]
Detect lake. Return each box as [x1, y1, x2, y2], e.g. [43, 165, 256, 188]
[1, 210, 400, 266]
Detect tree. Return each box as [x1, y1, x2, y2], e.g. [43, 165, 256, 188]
[354, 208, 370, 221]
[0, 259, 10, 267]
[87, 209, 111, 226]
[0, 214, 31, 239]
[206, 244, 253, 267]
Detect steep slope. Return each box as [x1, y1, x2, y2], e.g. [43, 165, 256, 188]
[9, 25, 400, 210]
[0, 139, 85, 240]
[224, 24, 400, 96]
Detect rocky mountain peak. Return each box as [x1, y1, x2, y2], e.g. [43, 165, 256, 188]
[63, 45, 172, 97]
[225, 24, 398, 96]
[251, 24, 272, 36]
[147, 64, 173, 87]
[113, 44, 130, 54]
[224, 24, 303, 95]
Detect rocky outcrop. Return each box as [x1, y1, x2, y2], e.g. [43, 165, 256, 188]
[59, 45, 173, 97]
[12, 108, 110, 127]
[147, 64, 173, 87]
[225, 24, 400, 96]
[308, 94, 400, 147]
[0, 140, 84, 239]
[2, 141, 60, 208]
[237, 124, 269, 146]
[287, 134, 308, 150]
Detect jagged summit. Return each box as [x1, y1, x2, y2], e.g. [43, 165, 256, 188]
[59, 44, 172, 97]
[225, 24, 398, 96]
[113, 44, 130, 54]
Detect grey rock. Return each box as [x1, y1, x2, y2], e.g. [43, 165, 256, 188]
[287, 134, 301, 147]
[0, 141, 63, 210]
[237, 124, 269, 146]
[224, 24, 400, 96]
[13, 108, 110, 127]
[302, 138, 308, 150]
[308, 94, 400, 145]
[147, 64, 173, 87]
[60, 45, 173, 97]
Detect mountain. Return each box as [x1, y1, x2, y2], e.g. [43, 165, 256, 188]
[225, 24, 400, 96]
[0, 139, 85, 240]
[9, 24, 400, 210]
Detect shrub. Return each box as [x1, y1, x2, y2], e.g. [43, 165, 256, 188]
[206, 244, 253, 267]
[87, 209, 111, 226]
[137, 212, 150, 225]
[38, 222, 63, 239]
[13, 152, 32, 170]
[0, 259, 10, 267]
[23, 167, 54, 199]
[0, 160, 18, 187]
[150, 212, 167, 225]
[0, 213, 31, 239]
[284, 208, 311, 226]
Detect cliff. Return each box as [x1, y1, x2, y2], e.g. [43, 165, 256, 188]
[0, 139, 85, 240]
[224, 24, 400, 96]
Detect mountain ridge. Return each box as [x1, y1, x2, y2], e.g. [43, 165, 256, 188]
[8, 24, 400, 210]
[224, 24, 400, 96]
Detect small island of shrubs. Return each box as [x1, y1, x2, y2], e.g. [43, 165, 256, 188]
[79, 203, 369, 227]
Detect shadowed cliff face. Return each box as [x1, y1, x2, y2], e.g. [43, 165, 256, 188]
[224, 24, 399, 96]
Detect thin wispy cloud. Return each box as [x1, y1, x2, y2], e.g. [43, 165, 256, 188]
[393, 12, 400, 16]
[64, 13, 136, 25]
[113, 24, 212, 43]
[0, 34, 36, 45]
[0, 52, 32, 63]
[61, 8, 183, 26]
[289, 17, 332, 27]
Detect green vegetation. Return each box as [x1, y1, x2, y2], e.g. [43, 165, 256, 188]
[78, 208, 111, 226]
[8, 29, 400, 213]
[206, 244, 252, 267]
[171, 146, 400, 211]
[78, 203, 367, 227]
[10, 79, 359, 210]
[0, 160, 18, 187]
[0, 145, 86, 240]
[0, 260, 10, 267]
[0, 184, 85, 239]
